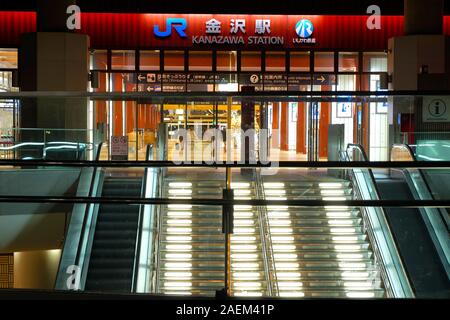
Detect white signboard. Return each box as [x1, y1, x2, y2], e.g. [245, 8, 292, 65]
[111, 136, 128, 160]
[423, 97, 450, 122]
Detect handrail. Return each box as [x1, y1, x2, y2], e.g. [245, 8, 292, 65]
[391, 143, 450, 280]
[73, 142, 104, 289]
[254, 168, 279, 297]
[131, 144, 153, 292]
[2, 159, 450, 168]
[344, 143, 414, 298]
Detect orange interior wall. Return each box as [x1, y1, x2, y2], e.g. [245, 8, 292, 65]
[112, 73, 123, 136]
[296, 102, 306, 154]
[319, 85, 331, 158]
[280, 102, 289, 151]
[95, 73, 108, 125]
[272, 102, 280, 148]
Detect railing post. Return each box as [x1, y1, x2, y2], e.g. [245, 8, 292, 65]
[217, 187, 234, 298]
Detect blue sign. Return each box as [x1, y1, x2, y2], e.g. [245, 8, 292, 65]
[154, 18, 187, 38]
[295, 19, 314, 38]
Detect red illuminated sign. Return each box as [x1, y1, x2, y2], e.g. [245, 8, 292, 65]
[1, 12, 450, 50]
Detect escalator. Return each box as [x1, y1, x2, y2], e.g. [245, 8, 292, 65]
[56, 144, 153, 293]
[84, 174, 143, 291]
[345, 144, 450, 298]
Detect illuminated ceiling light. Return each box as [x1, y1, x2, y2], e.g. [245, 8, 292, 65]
[319, 182, 343, 188]
[175, 109, 184, 115]
[168, 204, 192, 209]
[346, 292, 375, 298]
[167, 219, 192, 225]
[166, 236, 192, 242]
[234, 196, 252, 200]
[264, 182, 285, 188]
[321, 190, 345, 195]
[169, 182, 192, 187]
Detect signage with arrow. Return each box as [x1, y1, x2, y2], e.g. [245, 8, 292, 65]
[313, 74, 336, 85]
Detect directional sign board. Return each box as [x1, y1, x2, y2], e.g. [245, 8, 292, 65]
[111, 136, 128, 161]
[423, 97, 450, 122]
[313, 74, 337, 86]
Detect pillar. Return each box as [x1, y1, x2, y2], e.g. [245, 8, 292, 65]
[272, 102, 280, 148]
[280, 102, 289, 151]
[404, 0, 443, 35]
[19, 0, 90, 148]
[296, 102, 306, 154]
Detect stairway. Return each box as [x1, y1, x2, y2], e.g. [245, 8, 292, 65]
[157, 178, 268, 296]
[85, 175, 143, 292]
[156, 174, 384, 298]
[263, 179, 385, 298]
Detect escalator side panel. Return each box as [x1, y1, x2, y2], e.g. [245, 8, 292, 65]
[377, 179, 450, 298]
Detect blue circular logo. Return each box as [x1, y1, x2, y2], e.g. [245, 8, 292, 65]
[295, 19, 314, 38]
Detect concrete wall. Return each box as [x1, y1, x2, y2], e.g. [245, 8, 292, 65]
[14, 249, 61, 289]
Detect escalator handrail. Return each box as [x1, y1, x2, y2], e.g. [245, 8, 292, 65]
[132, 144, 153, 292]
[346, 144, 383, 201]
[391, 143, 450, 279]
[73, 142, 104, 285]
[344, 143, 414, 298]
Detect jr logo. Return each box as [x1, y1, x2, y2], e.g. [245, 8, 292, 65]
[154, 18, 187, 38]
